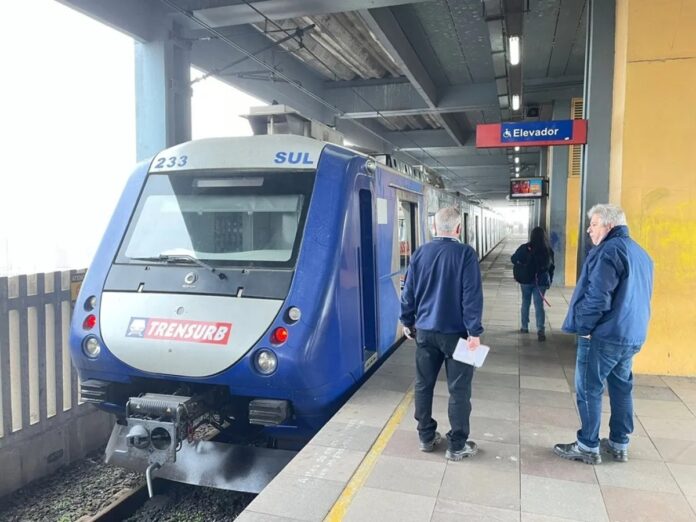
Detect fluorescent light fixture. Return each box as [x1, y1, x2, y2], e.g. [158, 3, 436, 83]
[515, 165, 520, 172]
[511, 94, 521, 111]
[514, 146, 520, 152]
[514, 157, 520, 164]
[509, 36, 520, 65]
[515, 173, 520, 178]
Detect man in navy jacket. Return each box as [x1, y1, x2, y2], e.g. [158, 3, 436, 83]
[400, 206, 484, 461]
[555, 204, 653, 464]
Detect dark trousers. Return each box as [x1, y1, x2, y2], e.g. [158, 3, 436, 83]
[414, 330, 475, 450]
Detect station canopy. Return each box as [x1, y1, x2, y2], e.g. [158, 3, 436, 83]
[58, 0, 586, 205]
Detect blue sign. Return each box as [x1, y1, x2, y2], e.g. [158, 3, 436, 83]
[501, 120, 573, 143]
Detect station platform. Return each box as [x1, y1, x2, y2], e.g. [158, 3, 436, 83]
[238, 238, 696, 522]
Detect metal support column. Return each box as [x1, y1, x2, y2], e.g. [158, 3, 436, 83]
[577, 0, 615, 271]
[135, 24, 192, 161]
[549, 101, 571, 285]
[538, 148, 548, 230]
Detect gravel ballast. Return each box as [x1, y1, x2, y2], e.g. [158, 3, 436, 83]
[124, 483, 254, 522]
[0, 450, 254, 521]
[0, 449, 142, 521]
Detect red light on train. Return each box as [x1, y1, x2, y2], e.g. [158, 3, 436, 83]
[83, 314, 97, 330]
[271, 327, 288, 345]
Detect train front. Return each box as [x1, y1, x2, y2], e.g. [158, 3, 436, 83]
[69, 135, 333, 493]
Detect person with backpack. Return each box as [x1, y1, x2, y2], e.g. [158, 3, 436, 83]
[511, 226, 555, 341]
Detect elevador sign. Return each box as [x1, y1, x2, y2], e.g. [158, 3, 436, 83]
[476, 119, 588, 148]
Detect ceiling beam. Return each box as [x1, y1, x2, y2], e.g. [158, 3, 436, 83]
[324, 76, 411, 89]
[420, 155, 539, 168]
[400, 145, 485, 155]
[325, 81, 426, 114]
[383, 129, 457, 149]
[526, 85, 583, 104]
[56, 0, 169, 42]
[187, 0, 431, 29]
[336, 82, 498, 118]
[360, 8, 437, 103]
[335, 119, 397, 153]
[339, 106, 484, 120]
[361, 7, 468, 146]
[327, 78, 580, 118]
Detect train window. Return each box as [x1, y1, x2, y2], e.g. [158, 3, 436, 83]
[427, 213, 436, 241]
[463, 212, 469, 244]
[116, 171, 314, 268]
[398, 201, 417, 287]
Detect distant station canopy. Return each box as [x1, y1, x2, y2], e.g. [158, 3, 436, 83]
[245, 104, 344, 145]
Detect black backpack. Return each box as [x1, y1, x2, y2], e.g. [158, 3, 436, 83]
[513, 247, 536, 284]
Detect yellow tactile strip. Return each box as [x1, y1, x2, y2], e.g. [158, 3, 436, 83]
[324, 385, 415, 521]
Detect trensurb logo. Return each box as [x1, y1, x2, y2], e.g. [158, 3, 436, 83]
[126, 317, 232, 345]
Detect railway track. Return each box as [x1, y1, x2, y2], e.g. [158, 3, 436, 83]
[79, 479, 254, 521]
[79, 482, 150, 522]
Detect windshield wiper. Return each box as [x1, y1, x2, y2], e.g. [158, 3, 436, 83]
[130, 255, 227, 280]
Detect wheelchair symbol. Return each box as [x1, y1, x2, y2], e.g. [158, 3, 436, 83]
[503, 128, 512, 139]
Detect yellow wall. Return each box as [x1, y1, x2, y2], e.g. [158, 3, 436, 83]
[613, 0, 696, 374]
[564, 176, 580, 286]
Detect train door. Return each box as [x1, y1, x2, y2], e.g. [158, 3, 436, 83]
[357, 185, 378, 369]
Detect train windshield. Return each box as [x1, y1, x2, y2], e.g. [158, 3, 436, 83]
[116, 170, 315, 268]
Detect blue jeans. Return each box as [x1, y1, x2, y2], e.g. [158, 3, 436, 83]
[414, 330, 474, 451]
[575, 336, 641, 451]
[520, 283, 547, 332]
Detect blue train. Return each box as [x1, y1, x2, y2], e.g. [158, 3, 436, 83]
[70, 127, 504, 493]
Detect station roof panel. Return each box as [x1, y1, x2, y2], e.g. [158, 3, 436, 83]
[56, 0, 588, 205]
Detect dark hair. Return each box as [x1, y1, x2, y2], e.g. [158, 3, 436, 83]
[529, 226, 552, 262]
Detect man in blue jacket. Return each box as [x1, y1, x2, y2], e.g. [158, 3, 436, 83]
[555, 204, 653, 464]
[400, 206, 484, 461]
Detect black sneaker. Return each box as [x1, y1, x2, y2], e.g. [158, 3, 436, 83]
[600, 438, 628, 462]
[519, 328, 529, 333]
[419, 431, 442, 452]
[538, 332, 546, 342]
[553, 442, 602, 465]
[446, 440, 478, 461]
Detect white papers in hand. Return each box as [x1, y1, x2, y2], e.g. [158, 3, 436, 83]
[453, 338, 490, 368]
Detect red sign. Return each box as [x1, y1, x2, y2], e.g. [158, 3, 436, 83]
[126, 317, 232, 345]
[476, 120, 588, 148]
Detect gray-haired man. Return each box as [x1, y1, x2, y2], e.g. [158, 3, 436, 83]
[555, 204, 653, 464]
[400, 207, 484, 461]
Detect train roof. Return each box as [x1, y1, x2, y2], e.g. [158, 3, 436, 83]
[149, 134, 438, 192]
[149, 134, 353, 174]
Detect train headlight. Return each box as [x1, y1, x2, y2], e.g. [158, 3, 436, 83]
[84, 296, 97, 312]
[286, 306, 302, 323]
[83, 336, 101, 358]
[254, 349, 277, 375]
